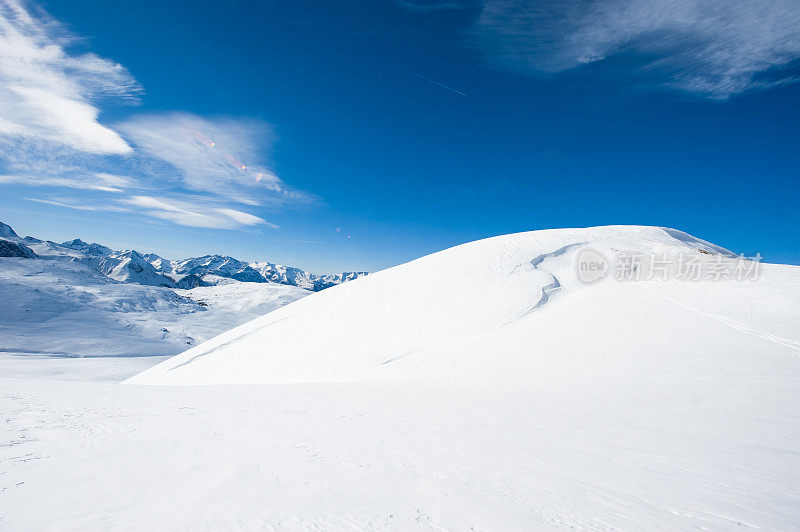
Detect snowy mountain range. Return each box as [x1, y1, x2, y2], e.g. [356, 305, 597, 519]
[0, 220, 367, 291]
[0, 220, 319, 359]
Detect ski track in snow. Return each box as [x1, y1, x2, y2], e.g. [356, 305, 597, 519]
[166, 315, 296, 372]
[650, 288, 800, 354]
[379, 348, 424, 366]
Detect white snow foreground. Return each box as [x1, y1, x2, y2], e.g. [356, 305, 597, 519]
[127, 225, 798, 386]
[4, 226, 800, 530]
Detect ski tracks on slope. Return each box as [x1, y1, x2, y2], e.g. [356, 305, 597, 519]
[649, 289, 800, 354]
[164, 315, 295, 372]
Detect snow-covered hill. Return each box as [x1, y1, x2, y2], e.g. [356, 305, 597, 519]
[0, 255, 310, 360]
[129, 225, 797, 386]
[4, 225, 800, 530]
[5, 225, 800, 530]
[0, 257, 200, 357]
[0, 221, 312, 365]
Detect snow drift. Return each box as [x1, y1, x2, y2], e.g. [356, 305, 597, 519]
[128, 225, 800, 385]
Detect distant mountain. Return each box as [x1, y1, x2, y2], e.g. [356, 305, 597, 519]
[0, 221, 19, 239]
[174, 273, 207, 289]
[0, 238, 38, 258]
[160, 255, 367, 291]
[0, 220, 313, 358]
[88, 250, 178, 288]
[143, 253, 173, 274]
[0, 247, 310, 358]
[171, 255, 265, 284]
[56, 239, 175, 287]
[61, 239, 114, 257]
[0, 220, 368, 291]
[251, 261, 367, 291]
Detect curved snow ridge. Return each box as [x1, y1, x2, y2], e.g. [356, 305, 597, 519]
[522, 242, 587, 314]
[126, 225, 771, 385]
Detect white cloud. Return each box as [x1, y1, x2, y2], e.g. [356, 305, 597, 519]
[116, 113, 311, 206]
[25, 193, 275, 229]
[0, 0, 139, 153]
[0, 1, 313, 233]
[125, 195, 277, 230]
[215, 208, 268, 227]
[92, 173, 135, 189]
[0, 172, 132, 192]
[24, 195, 132, 212]
[475, 0, 800, 98]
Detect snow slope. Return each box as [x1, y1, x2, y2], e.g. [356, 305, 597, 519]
[176, 282, 313, 316]
[129, 225, 799, 386]
[5, 372, 799, 530]
[3, 225, 800, 530]
[0, 257, 309, 365]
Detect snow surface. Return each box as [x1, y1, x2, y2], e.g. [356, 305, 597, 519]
[0, 257, 309, 370]
[2, 225, 800, 530]
[129, 225, 799, 386]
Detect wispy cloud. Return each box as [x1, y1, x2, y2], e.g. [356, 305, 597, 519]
[0, 172, 132, 192]
[124, 195, 277, 230]
[0, 0, 139, 153]
[25, 195, 132, 212]
[0, 1, 314, 231]
[474, 0, 800, 98]
[116, 113, 309, 206]
[24, 192, 278, 230]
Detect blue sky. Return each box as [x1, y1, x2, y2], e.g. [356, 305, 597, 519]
[0, 0, 798, 272]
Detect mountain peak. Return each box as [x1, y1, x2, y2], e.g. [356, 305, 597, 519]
[0, 238, 38, 258]
[0, 221, 19, 239]
[7, 222, 367, 291]
[61, 239, 114, 257]
[62, 238, 88, 248]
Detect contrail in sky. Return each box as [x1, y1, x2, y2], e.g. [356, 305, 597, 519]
[353, 48, 468, 96]
[386, 61, 468, 96]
